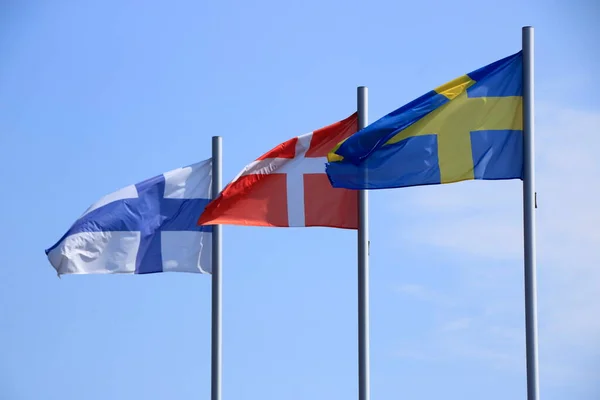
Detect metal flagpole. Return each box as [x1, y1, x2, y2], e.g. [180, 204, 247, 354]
[357, 86, 370, 400]
[522, 26, 540, 400]
[211, 136, 223, 400]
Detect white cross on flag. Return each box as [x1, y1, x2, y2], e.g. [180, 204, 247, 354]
[199, 113, 358, 229]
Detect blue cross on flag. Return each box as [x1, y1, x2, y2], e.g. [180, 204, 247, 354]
[46, 159, 213, 275]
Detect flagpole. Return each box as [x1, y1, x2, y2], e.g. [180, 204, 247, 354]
[357, 86, 370, 400]
[522, 26, 540, 400]
[211, 136, 223, 400]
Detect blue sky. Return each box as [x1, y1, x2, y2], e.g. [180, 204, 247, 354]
[0, 1, 598, 399]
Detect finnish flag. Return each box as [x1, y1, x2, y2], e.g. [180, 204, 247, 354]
[46, 159, 213, 275]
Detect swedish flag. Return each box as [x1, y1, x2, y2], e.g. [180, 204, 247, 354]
[326, 52, 523, 189]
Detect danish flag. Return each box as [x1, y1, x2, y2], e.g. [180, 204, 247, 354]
[198, 113, 358, 229]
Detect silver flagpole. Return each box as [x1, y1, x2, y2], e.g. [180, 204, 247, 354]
[211, 136, 223, 400]
[522, 26, 540, 400]
[357, 86, 370, 400]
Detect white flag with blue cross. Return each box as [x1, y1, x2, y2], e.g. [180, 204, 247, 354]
[46, 159, 213, 275]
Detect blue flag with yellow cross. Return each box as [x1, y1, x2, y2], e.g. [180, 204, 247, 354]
[325, 51, 523, 190]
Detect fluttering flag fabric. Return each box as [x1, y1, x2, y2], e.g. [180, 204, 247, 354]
[326, 52, 523, 190]
[46, 159, 213, 275]
[199, 113, 358, 229]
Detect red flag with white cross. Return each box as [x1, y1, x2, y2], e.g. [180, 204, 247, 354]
[198, 113, 358, 229]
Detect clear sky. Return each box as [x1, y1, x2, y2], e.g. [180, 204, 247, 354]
[0, 1, 598, 399]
